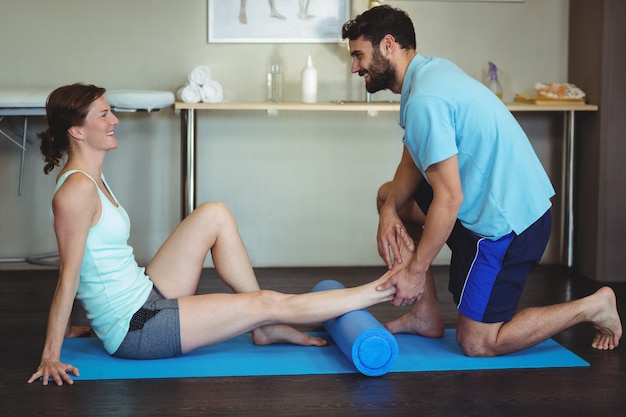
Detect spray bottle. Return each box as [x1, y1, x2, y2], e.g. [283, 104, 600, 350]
[486, 61, 503, 100]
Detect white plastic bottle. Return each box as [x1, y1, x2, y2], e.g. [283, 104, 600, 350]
[301, 55, 318, 103]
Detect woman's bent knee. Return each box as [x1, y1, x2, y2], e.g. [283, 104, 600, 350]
[195, 201, 235, 224]
[196, 201, 229, 215]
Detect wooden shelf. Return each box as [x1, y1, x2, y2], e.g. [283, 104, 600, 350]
[175, 101, 400, 112]
[506, 102, 598, 112]
[175, 101, 598, 113]
[176, 100, 598, 267]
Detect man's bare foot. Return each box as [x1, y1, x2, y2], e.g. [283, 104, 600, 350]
[385, 309, 444, 338]
[385, 225, 443, 336]
[589, 287, 622, 350]
[252, 324, 327, 347]
[239, 12, 247, 24]
[270, 12, 286, 20]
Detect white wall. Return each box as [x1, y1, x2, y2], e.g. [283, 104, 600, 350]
[0, 0, 569, 267]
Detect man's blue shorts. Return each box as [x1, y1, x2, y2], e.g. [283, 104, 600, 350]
[414, 182, 552, 323]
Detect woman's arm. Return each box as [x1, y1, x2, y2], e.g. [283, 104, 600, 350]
[28, 174, 99, 386]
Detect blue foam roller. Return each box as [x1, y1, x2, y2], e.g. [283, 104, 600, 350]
[312, 279, 399, 377]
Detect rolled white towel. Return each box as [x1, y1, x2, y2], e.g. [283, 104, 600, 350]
[188, 66, 211, 86]
[201, 80, 223, 103]
[176, 83, 203, 104]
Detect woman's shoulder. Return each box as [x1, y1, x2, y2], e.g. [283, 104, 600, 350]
[56, 169, 98, 185]
[53, 171, 100, 215]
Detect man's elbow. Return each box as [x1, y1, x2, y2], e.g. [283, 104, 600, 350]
[449, 190, 463, 213]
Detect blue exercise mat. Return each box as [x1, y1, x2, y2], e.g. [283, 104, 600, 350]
[60, 330, 588, 380]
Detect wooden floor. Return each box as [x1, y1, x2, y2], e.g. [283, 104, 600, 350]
[2, 265, 625, 416]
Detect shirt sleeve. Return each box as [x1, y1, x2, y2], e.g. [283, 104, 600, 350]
[402, 96, 458, 173]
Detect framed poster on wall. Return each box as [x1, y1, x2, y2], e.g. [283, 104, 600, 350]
[208, 0, 350, 43]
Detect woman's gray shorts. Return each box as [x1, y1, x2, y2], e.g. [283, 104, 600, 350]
[113, 286, 182, 359]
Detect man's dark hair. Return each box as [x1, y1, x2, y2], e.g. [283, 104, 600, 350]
[342, 5, 416, 50]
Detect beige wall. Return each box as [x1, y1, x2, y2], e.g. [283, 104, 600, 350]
[0, 0, 569, 267]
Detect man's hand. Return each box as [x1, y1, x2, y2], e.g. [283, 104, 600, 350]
[391, 267, 426, 306]
[377, 263, 426, 307]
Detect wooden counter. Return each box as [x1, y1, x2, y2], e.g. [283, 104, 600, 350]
[174, 101, 598, 267]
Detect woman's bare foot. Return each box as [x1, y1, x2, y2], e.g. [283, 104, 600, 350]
[252, 324, 327, 347]
[393, 224, 415, 267]
[589, 287, 622, 350]
[66, 325, 92, 338]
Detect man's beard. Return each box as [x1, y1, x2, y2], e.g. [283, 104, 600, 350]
[363, 48, 396, 93]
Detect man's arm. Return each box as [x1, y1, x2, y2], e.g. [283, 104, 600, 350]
[377, 146, 424, 268]
[413, 155, 463, 276]
[380, 155, 463, 306]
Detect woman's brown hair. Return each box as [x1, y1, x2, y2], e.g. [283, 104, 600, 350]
[38, 83, 106, 174]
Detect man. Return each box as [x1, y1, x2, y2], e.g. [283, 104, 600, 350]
[342, 5, 621, 357]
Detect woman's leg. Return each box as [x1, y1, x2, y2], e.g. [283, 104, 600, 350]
[146, 201, 338, 347]
[146, 202, 262, 299]
[178, 275, 396, 353]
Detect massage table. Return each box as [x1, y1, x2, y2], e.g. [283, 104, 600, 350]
[0, 88, 175, 196]
[0, 89, 48, 196]
[0, 88, 174, 264]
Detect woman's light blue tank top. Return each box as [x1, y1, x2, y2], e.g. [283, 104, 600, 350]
[53, 170, 153, 354]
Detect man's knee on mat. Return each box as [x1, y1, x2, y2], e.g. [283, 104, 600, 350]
[456, 315, 503, 357]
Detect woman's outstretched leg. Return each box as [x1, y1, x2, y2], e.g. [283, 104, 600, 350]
[178, 275, 396, 353]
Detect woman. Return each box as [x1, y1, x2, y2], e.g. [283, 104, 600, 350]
[28, 83, 401, 386]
